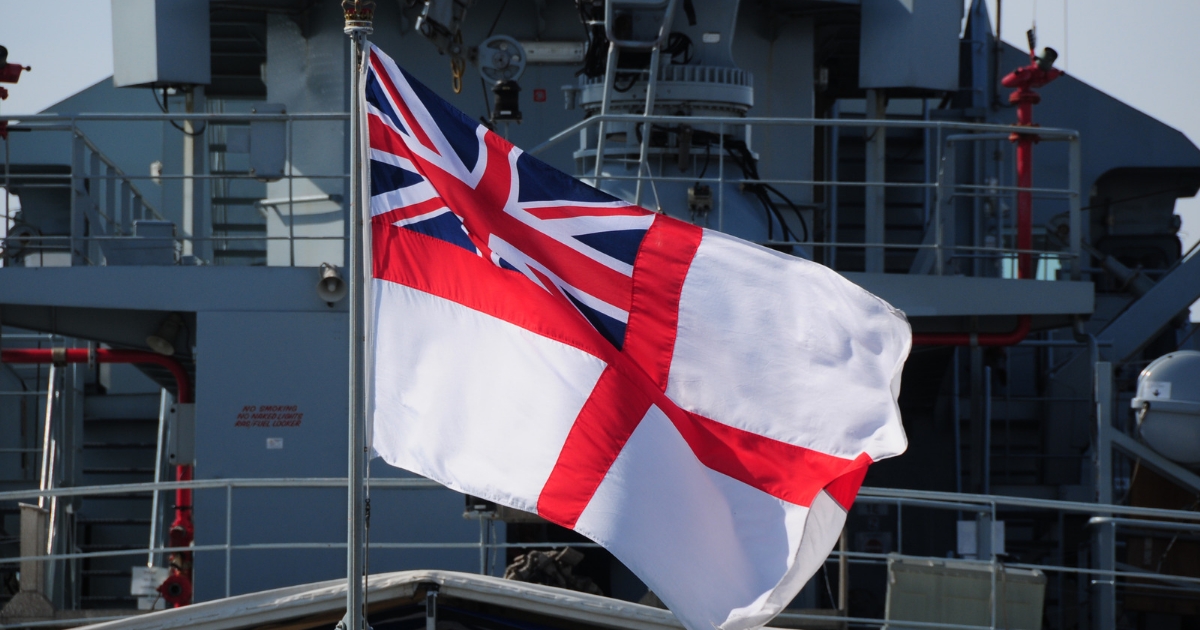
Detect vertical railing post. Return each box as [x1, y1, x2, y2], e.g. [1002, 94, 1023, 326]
[935, 142, 956, 276]
[120, 181, 132, 235]
[591, 43, 618, 185]
[984, 366, 992, 495]
[717, 122, 725, 233]
[70, 134, 86, 265]
[1093, 361, 1117, 630]
[863, 90, 887, 273]
[1068, 136, 1082, 280]
[288, 118, 295, 267]
[990, 501, 998, 630]
[478, 515, 487, 575]
[38, 365, 57, 508]
[88, 152, 102, 263]
[147, 389, 171, 568]
[226, 484, 233, 598]
[104, 166, 116, 235]
[829, 108, 840, 270]
[633, 48, 661, 207]
[837, 529, 847, 616]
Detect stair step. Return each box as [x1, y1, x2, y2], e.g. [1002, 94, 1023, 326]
[85, 417, 158, 424]
[213, 249, 266, 258]
[83, 468, 156, 475]
[84, 394, 161, 420]
[83, 442, 157, 449]
[211, 196, 264, 206]
[77, 518, 151, 526]
[212, 222, 267, 232]
[78, 543, 141, 551]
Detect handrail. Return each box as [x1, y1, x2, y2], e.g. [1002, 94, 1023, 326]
[1, 476, 1195, 628]
[858, 486, 1200, 521]
[1, 479, 1197, 522]
[1, 112, 350, 122]
[73, 127, 163, 221]
[528, 113, 1080, 156]
[3, 112, 352, 268]
[4, 111, 1079, 276]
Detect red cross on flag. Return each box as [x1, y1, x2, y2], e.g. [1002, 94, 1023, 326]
[364, 43, 910, 630]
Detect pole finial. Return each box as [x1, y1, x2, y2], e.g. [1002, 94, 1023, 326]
[343, 0, 376, 36]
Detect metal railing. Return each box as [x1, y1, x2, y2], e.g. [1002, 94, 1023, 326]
[530, 114, 1083, 280]
[1, 478, 1197, 628]
[5, 111, 1081, 278]
[1, 112, 350, 268]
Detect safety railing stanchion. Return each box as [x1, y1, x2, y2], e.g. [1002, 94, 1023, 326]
[717, 122, 725, 232]
[1069, 136, 1082, 280]
[148, 389, 170, 568]
[226, 484, 233, 598]
[591, 44, 618, 185]
[990, 499, 998, 630]
[288, 117, 295, 267]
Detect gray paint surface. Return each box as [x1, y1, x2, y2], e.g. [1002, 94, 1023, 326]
[842, 273, 1094, 316]
[191, 310, 498, 600]
[859, 0, 961, 91]
[112, 0, 211, 88]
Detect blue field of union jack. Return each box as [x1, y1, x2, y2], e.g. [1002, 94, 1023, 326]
[365, 45, 655, 350]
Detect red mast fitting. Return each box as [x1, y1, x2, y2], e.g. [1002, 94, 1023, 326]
[0, 45, 33, 140]
[1001, 32, 1064, 280]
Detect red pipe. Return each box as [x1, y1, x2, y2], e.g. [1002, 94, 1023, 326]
[1001, 52, 1063, 280]
[1, 347, 195, 606]
[1015, 131, 1034, 279]
[1, 348, 191, 403]
[912, 315, 1031, 347]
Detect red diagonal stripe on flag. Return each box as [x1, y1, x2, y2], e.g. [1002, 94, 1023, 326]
[525, 205, 648, 220]
[368, 53, 436, 152]
[536, 366, 654, 529]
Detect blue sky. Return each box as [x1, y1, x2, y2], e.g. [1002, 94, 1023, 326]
[2, 0, 1198, 295]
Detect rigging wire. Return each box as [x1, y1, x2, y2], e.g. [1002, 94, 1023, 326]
[486, 0, 510, 38]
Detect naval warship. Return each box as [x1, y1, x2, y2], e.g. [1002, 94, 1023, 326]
[1, 0, 1199, 628]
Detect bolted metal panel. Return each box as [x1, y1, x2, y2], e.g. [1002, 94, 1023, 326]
[250, 103, 287, 182]
[168, 402, 196, 465]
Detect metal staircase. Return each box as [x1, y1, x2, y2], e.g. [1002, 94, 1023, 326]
[208, 100, 268, 266]
[0, 327, 167, 612]
[828, 103, 933, 273]
[75, 391, 162, 609]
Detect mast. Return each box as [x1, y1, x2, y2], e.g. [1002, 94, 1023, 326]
[343, 2, 374, 629]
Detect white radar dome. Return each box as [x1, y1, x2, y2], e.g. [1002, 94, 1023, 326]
[1132, 350, 1200, 466]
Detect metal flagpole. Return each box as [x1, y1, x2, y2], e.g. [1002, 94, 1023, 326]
[344, 2, 374, 630]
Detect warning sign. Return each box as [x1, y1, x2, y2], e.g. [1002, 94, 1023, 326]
[233, 405, 304, 428]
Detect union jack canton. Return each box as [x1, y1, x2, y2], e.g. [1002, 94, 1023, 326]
[365, 50, 652, 350]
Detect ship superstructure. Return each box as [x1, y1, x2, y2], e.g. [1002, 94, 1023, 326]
[2, 1, 1200, 628]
